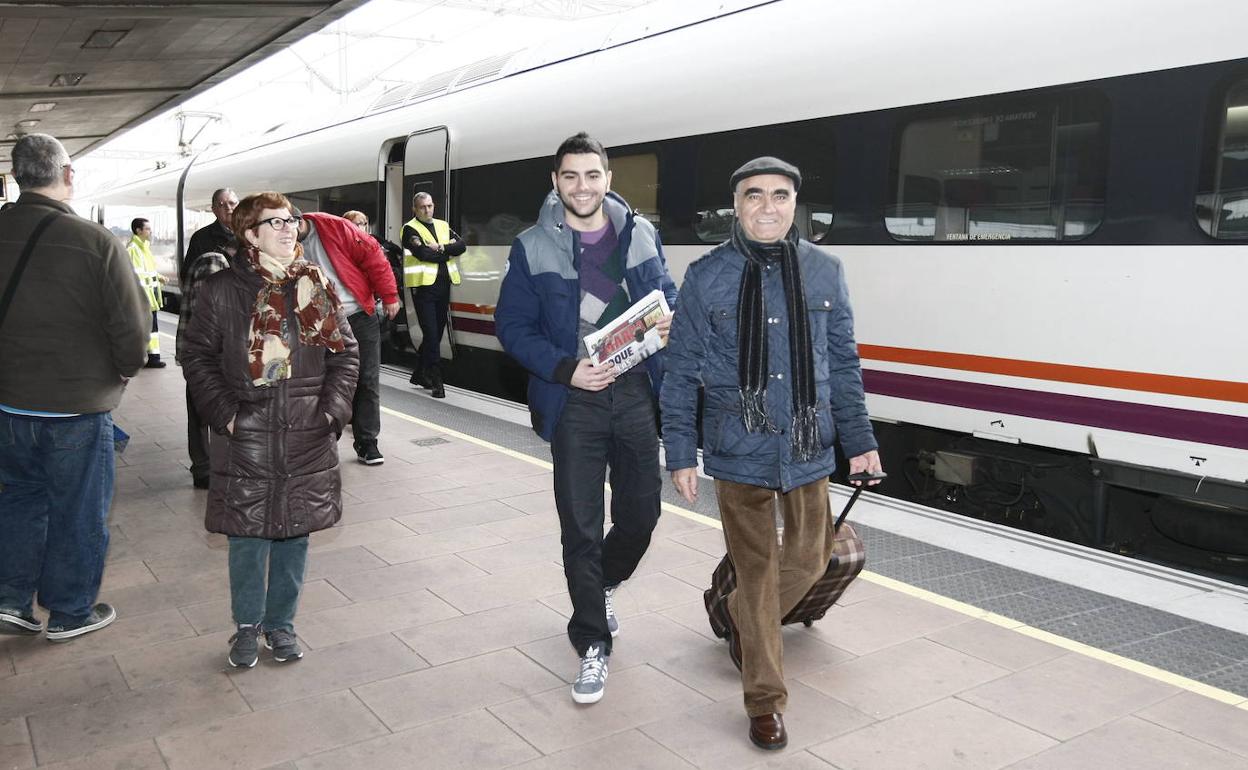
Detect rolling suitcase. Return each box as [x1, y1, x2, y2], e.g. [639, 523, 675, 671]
[703, 482, 870, 639]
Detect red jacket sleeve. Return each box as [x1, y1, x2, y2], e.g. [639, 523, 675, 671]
[351, 226, 398, 306]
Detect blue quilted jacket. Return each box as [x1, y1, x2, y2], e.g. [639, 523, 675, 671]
[660, 240, 877, 492]
[496, 190, 678, 441]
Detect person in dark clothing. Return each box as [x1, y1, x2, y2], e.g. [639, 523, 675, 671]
[176, 250, 230, 488]
[344, 210, 405, 352]
[400, 192, 465, 398]
[183, 188, 238, 282]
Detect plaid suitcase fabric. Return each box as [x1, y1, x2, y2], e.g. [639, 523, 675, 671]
[703, 522, 866, 639]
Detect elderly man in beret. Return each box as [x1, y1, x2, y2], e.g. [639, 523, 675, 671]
[661, 157, 883, 750]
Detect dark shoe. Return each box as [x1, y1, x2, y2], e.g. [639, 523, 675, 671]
[409, 368, 429, 388]
[228, 624, 260, 668]
[45, 603, 116, 642]
[356, 443, 384, 466]
[605, 585, 619, 638]
[0, 607, 42, 635]
[192, 475, 210, 490]
[749, 713, 788, 751]
[429, 369, 445, 399]
[143, 358, 167, 369]
[264, 628, 303, 663]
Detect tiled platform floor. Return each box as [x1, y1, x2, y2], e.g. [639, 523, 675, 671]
[3, 365, 1248, 769]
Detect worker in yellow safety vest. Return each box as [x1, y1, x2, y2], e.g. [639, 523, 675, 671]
[127, 217, 166, 368]
[400, 191, 466, 398]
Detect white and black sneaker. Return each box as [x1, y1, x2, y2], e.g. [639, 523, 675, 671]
[605, 585, 619, 638]
[264, 628, 303, 663]
[0, 607, 43, 635]
[228, 624, 260, 668]
[45, 603, 116, 642]
[572, 643, 609, 704]
[356, 442, 384, 466]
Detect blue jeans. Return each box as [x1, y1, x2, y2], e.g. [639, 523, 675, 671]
[0, 411, 114, 626]
[227, 536, 308, 632]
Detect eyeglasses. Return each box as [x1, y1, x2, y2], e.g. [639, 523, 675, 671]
[255, 216, 302, 231]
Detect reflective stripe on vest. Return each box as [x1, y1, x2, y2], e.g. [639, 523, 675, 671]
[402, 217, 461, 287]
[127, 236, 162, 310]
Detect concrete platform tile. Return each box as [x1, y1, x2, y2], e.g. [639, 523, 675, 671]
[1136, 690, 1248, 760]
[802, 637, 1009, 719]
[958, 652, 1178, 741]
[671, 526, 729, 558]
[926, 619, 1066, 672]
[296, 707, 539, 770]
[301, 544, 389, 580]
[308, 518, 416, 553]
[537, 590, 572, 619]
[11, 607, 196, 675]
[498, 489, 558, 516]
[326, 553, 487, 601]
[144, 545, 228, 582]
[364, 524, 508, 565]
[115, 629, 234, 690]
[99, 569, 231, 623]
[1007, 715, 1247, 770]
[353, 647, 562, 731]
[430, 562, 569, 614]
[296, 589, 462, 649]
[809, 696, 1054, 770]
[632, 538, 720, 578]
[395, 499, 528, 534]
[518, 612, 716, 684]
[33, 739, 168, 770]
[157, 689, 389, 770]
[482, 510, 562, 542]
[178, 578, 352, 635]
[806, 591, 969, 657]
[396, 599, 570, 666]
[659, 598, 728, 642]
[510, 728, 695, 770]
[420, 477, 552, 509]
[0, 716, 33, 769]
[652, 511, 714, 539]
[28, 673, 251, 765]
[98, 559, 157, 592]
[641, 681, 873, 768]
[455, 533, 564, 573]
[109, 519, 217, 560]
[663, 558, 726, 591]
[0, 654, 129, 721]
[490, 664, 712, 754]
[230, 632, 428, 710]
[611, 571, 706, 614]
[339, 475, 461, 503]
[340, 493, 440, 523]
[836, 577, 894, 606]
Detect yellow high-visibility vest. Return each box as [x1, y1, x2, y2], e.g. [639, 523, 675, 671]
[127, 234, 162, 312]
[402, 217, 461, 287]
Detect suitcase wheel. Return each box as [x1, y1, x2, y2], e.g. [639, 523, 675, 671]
[803, 620, 813, 627]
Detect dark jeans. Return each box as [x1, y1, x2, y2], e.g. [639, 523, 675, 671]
[347, 310, 380, 448]
[186, 384, 209, 481]
[0, 411, 113, 626]
[413, 281, 450, 372]
[550, 370, 662, 656]
[227, 535, 308, 632]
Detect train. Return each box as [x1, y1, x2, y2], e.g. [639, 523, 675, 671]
[89, 0, 1248, 580]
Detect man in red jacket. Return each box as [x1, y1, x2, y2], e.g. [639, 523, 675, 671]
[297, 212, 399, 465]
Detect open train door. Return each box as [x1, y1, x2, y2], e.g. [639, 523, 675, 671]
[402, 126, 454, 361]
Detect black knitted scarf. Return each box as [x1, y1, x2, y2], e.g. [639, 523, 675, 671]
[732, 221, 820, 462]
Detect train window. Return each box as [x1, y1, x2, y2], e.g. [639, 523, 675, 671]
[458, 157, 550, 246]
[286, 181, 377, 221]
[610, 153, 660, 226]
[1196, 79, 1248, 239]
[887, 90, 1107, 242]
[689, 119, 836, 244]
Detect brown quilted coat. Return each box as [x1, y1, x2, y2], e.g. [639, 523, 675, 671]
[182, 260, 360, 539]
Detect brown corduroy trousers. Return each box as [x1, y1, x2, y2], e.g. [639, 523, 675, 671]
[717, 477, 837, 717]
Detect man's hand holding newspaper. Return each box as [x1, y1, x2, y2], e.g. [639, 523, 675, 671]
[574, 289, 672, 391]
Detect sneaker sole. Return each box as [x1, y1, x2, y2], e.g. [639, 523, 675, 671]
[45, 609, 116, 642]
[228, 655, 258, 669]
[264, 639, 304, 663]
[571, 687, 604, 705]
[0, 615, 42, 634]
[359, 457, 384, 465]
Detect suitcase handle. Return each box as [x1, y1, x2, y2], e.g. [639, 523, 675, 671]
[834, 486, 865, 531]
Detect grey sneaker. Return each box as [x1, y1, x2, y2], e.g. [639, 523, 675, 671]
[228, 624, 260, 668]
[605, 585, 619, 638]
[572, 643, 609, 704]
[45, 603, 116, 642]
[0, 607, 42, 635]
[264, 628, 303, 663]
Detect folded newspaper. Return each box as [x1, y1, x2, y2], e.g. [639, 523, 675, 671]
[584, 289, 671, 373]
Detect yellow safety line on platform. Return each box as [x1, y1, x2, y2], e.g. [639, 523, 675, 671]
[380, 403, 1248, 710]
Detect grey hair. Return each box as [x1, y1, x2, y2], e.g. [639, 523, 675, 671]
[12, 133, 70, 189]
[412, 191, 433, 204]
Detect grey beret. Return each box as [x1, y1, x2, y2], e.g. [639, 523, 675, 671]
[730, 156, 801, 193]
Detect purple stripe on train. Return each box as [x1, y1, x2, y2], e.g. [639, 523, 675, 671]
[863, 370, 1248, 451]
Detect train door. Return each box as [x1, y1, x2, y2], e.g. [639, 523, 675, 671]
[400, 126, 454, 360]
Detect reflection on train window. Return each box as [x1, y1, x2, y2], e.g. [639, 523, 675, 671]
[458, 157, 550, 246]
[691, 119, 835, 244]
[1196, 79, 1248, 239]
[609, 153, 659, 227]
[887, 89, 1107, 242]
[287, 181, 378, 221]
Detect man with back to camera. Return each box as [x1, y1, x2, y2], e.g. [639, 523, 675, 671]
[178, 188, 238, 488]
[296, 210, 400, 465]
[660, 157, 883, 750]
[495, 132, 677, 705]
[0, 133, 149, 640]
[127, 217, 166, 368]
[400, 192, 466, 399]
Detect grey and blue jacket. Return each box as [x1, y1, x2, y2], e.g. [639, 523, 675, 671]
[496, 190, 678, 441]
[660, 239, 877, 492]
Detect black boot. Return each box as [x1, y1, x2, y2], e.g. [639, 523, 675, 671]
[430, 367, 445, 399]
[409, 366, 429, 388]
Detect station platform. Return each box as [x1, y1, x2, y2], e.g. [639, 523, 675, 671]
[3, 327, 1248, 769]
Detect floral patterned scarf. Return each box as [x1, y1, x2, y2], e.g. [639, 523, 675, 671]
[245, 244, 346, 387]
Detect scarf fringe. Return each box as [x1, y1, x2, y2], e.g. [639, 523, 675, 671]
[740, 388, 769, 434]
[792, 404, 821, 463]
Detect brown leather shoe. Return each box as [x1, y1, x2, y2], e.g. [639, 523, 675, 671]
[749, 713, 787, 750]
